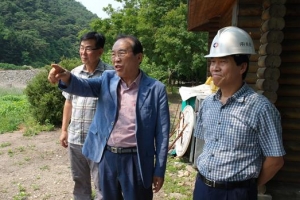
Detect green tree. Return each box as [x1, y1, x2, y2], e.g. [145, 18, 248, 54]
[89, 0, 208, 85]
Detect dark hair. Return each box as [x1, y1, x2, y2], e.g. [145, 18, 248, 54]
[116, 34, 143, 55]
[232, 54, 250, 80]
[80, 31, 106, 49]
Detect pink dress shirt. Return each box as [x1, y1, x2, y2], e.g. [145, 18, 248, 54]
[107, 72, 141, 147]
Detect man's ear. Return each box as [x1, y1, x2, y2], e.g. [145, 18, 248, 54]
[240, 62, 247, 74]
[137, 53, 143, 63]
[98, 48, 104, 56]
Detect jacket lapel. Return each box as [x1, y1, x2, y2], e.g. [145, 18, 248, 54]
[138, 72, 152, 110]
[110, 74, 120, 107]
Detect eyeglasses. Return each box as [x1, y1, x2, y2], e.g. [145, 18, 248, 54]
[110, 50, 132, 59]
[79, 46, 99, 53]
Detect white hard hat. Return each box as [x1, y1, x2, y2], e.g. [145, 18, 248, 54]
[205, 26, 256, 58]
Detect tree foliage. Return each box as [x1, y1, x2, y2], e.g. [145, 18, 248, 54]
[89, 0, 208, 85]
[0, 0, 97, 68]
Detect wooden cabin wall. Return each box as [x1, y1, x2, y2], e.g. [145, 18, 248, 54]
[205, 0, 263, 90]
[237, 0, 263, 91]
[274, 0, 300, 184]
[188, 0, 300, 198]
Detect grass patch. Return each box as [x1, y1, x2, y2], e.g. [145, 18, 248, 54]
[0, 94, 28, 134]
[0, 142, 11, 148]
[8, 149, 14, 157]
[13, 183, 30, 200]
[0, 88, 54, 135]
[163, 156, 197, 200]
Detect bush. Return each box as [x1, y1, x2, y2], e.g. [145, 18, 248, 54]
[24, 58, 81, 126]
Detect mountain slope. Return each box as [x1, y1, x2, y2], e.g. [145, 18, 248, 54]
[0, 0, 98, 67]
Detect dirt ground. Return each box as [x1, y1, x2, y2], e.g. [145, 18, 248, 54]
[0, 130, 174, 200]
[0, 70, 186, 199]
[0, 91, 184, 200]
[0, 130, 74, 200]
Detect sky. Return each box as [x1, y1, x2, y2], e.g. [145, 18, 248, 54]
[75, 0, 123, 19]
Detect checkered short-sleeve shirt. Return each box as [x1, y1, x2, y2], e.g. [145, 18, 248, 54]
[194, 83, 285, 181]
[63, 61, 113, 145]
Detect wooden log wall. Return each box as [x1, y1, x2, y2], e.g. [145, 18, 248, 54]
[256, 0, 286, 103]
[237, 0, 262, 94]
[238, 0, 300, 194]
[273, 0, 300, 185]
[188, 0, 300, 197]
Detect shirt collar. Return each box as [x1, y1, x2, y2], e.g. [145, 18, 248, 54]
[120, 70, 142, 89]
[213, 82, 249, 103]
[80, 60, 105, 75]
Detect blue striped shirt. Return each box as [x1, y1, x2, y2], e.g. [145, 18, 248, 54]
[194, 83, 285, 181]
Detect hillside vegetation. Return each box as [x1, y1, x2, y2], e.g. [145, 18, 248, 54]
[0, 0, 97, 67]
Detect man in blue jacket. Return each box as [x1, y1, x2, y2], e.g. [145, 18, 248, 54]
[48, 35, 170, 200]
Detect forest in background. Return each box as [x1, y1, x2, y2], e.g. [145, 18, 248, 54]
[0, 0, 97, 67]
[0, 0, 208, 85]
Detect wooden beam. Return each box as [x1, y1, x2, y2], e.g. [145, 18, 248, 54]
[261, 18, 285, 32]
[280, 162, 300, 174]
[263, 0, 287, 9]
[258, 55, 281, 68]
[187, 0, 235, 31]
[245, 72, 257, 84]
[277, 85, 300, 97]
[276, 97, 300, 108]
[238, 16, 262, 28]
[285, 5, 300, 17]
[280, 108, 300, 119]
[250, 54, 260, 62]
[257, 90, 278, 103]
[260, 30, 284, 44]
[244, 28, 262, 40]
[239, 0, 264, 4]
[281, 151, 300, 162]
[248, 62, 259, 73]
[285, 17, 300, 28]
[282, 129, 300, 141]
[283, 28, 300, 40]
[279, 63, 300, 75]
[256, 79, 279, 92]
[257, 67, 280, 80]
[282, 40, 300, 51]
[273, 171, 300, 183]
[278, 74, 300, 85]
[282, 119, 300, 130]
[262, 5, 286, 20]
[281, 52, 300, 63]
[259, 43, 282, 55]
[238, 4, 262, 16]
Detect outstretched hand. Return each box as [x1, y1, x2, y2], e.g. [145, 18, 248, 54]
[48, 64, 71, 84]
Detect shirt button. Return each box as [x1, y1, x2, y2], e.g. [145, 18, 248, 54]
[211, 154, 214, 157]
[218, 121, 221, 125]
[111, 122, 114, 125]
[215, 138, 219, 142]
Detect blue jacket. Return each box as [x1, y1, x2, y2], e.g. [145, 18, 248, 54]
[60, 70, 170, 188]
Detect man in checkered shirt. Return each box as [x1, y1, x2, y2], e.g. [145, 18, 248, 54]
[60, 32, 113, 200]
[193, 26, 285, 200]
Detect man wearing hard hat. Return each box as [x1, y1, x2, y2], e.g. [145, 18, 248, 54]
[193, 26, 285, 200]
